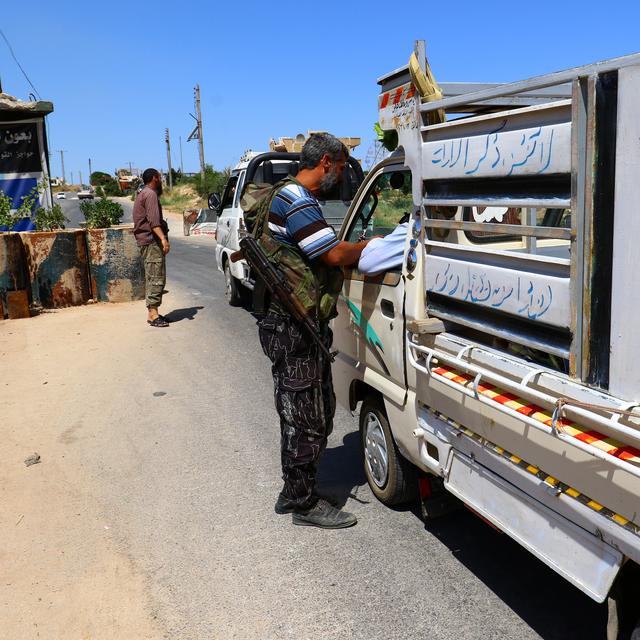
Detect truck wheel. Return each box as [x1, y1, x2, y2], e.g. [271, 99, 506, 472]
[224, 261, 242, 306]
[360, 395, 417, 506]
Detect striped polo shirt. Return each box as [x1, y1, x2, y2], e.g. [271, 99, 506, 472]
[268, 181, 338, 260]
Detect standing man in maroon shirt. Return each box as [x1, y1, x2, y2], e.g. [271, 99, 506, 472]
[133, 168, 170, 327]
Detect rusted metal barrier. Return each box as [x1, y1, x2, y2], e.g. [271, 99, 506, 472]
[20, 230, 91, 308]
[86, 225, 145, 302]
[0, 232, 28, 291]
[6, 290, 30, 318]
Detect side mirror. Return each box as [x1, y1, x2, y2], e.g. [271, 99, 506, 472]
[208, 192, 221, 211]
[389, 172, 405, 189]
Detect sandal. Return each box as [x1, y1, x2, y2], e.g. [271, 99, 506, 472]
[148, 316, 170, 327]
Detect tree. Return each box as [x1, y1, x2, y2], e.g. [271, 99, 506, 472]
[90, 171, 114, 186]
[195, 164, 230, 197]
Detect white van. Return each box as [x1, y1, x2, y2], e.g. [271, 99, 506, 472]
[212, 150, 364, 305]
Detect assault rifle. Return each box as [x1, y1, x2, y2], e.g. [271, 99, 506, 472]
[230, 237, 337, 362]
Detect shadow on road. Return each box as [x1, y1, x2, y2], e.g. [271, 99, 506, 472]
[316, 431, 369, 509]
[165, 306, 204, 322]
[415, 506, 608, 640]
[319, 424, 609, 637]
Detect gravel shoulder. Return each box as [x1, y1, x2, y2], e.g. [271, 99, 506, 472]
[0, 303, 164, 639]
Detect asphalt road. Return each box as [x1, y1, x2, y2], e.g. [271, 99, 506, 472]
[56, 194, 133, 228]
[29, 219, 607, 639]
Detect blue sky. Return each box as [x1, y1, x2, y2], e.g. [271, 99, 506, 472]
[1, 0, 639, 180]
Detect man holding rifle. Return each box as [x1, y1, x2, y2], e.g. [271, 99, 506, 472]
[248, 133, 370, 529]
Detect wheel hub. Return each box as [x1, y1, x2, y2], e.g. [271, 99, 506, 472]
[224, 265, 232, 299]
[364, 412, 388, 488]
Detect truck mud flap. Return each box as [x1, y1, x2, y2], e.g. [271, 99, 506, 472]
[445, 452, 622, 602]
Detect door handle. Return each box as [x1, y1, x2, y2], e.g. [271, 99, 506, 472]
[226, 220, 230, 227]
[381, 299, 394, 318]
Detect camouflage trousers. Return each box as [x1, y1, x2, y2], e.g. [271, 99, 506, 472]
[257, 312, 336, 510]
[140, 242, 166, 309]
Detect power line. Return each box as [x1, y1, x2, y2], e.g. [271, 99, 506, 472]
[0, 28, 41, 99]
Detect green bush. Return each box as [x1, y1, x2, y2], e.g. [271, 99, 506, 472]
[80, 197, 124, 228]
[34, 203, 69, 231]
[178, 164, 230, 198]
[0, 190, 13, 228]
[0, 183, 43, 229]
[103, 181, 122, 197]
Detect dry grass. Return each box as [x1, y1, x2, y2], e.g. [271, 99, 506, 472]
[160, 183, 206, 213]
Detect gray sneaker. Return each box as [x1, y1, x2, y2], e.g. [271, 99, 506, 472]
[292, 499, 357, 529]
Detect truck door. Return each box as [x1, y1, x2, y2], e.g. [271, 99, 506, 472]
[334, 164, 413, 400]
[216, 173, 240, 250]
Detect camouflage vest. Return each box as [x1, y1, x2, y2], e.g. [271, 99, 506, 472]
[240, 177, 344, 322]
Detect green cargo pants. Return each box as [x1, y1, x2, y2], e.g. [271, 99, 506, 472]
[140, 242, 166, 309]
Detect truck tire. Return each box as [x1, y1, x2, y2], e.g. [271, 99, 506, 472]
[360, 395, 417, 506]
[224, 261, 242, 306]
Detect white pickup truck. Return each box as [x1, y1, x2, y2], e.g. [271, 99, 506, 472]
[332, 42, 640, 633]
[77, 187, 94, 200]
[212, 150, 364, 305]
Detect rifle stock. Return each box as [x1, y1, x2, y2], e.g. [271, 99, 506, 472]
[239, 236, 336, 362]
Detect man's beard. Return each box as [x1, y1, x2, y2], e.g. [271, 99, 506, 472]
[156, 182, 163, 196]
[317, 168, 340, 199]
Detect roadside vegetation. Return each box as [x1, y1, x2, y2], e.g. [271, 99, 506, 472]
[373, 189, 413, 231]
[160, 183, 203, 212]
[159, 164, 229, 212]
[0, 182, 69, 231]
[90, 171, 128, 197]
[52, 184, 81, 193]
[34, 203, 68, 230]
[80, 198, 124, 228]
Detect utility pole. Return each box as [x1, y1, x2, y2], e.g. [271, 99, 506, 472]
[127, 161, 133, 175]
[79, 170, 83, 188]
[195, 84, 205, 187]
[165, 128, 173, 192]
[88, 158, 93, 184]
[70, 171, 74, 185]
[57, 150, 67, 184]
[179, 136, 184, 174]
[188, 84, 206, 188]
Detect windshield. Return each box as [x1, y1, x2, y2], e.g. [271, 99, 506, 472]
[318, 200, 350, 233]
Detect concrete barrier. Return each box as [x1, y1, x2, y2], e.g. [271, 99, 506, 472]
[86, 225, 145, 302]
[20, 230, 91, 308]
[0, 232, 28, 292]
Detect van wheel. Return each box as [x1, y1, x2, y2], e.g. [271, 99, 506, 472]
[360, 396, 417, 506]
[224, 261, 242, 306]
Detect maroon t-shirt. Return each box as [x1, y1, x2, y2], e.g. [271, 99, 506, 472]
[133, 186, 164, 246]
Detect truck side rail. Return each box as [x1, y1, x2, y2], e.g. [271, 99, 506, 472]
[423, 219, 571, 240]
[407, 337, 640, 479]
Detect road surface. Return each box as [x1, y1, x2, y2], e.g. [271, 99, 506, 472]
[1, 214, 608, 639]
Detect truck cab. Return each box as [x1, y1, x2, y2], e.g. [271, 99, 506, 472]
[332, 42, 640, 630]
